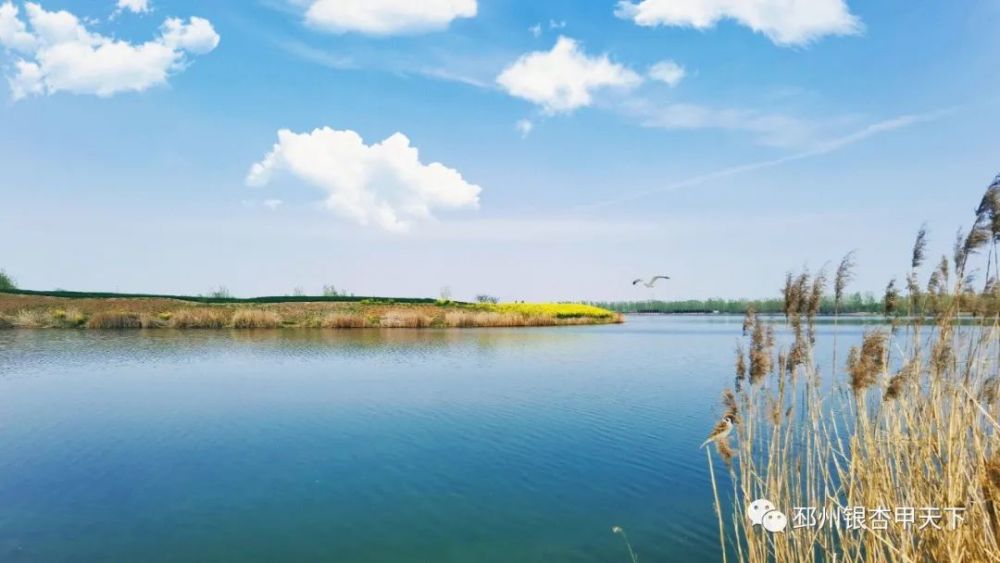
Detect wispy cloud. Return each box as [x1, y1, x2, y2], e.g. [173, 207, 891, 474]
[620, 98, 816, 148]
[271, 37, 496, 88]
[414, 65, 493, 88]
[273, 39, 356, 69]
[575, 108, 954, 211]
[647, 60, 685, 87]
[242, 199, 284, 210]
[411, 217, 661, 242]
[515, 119, 534, 137]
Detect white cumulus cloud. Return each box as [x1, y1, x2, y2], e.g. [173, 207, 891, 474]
[303, 0, 476, 35]
[496, 36, 641, 114]
[648, 60, 685, 86]
[247, 127, 482, 233]
[0, 2, 35, 52]
[116, 0, 149, 15]
[615, 0, 862, 46]
[0, 2, 219, 100]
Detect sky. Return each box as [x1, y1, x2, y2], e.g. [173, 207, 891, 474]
[1, 0, 998, 302]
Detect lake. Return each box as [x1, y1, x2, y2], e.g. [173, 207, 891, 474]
[0, 316, 868, 562]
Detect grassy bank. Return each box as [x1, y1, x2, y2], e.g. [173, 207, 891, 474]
[0, 293, 622, 329]
[703, 175, 1000, 562]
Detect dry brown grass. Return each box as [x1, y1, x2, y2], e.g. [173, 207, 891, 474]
[89, 311, 164, 329]
[319, 313, 371, 328]
[444, 311, 528, 327]
[0, 294, 621, 329]
[379, 311, 433, 328]
[168, 309, 229, 329]
[231, 309, 282, 329]
[86, 311, 149, 329]
[11, 309, 55, 328]
[709, 178, 1000, 563]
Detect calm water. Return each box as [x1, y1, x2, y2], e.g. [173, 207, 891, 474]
[0, 316, 868, 562]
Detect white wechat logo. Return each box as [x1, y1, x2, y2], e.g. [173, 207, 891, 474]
[748, 498, 787, 533]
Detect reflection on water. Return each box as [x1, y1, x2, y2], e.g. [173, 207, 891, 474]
[0, 318, 869, 562]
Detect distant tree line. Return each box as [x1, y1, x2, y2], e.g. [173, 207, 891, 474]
[591, 292, 883, 315]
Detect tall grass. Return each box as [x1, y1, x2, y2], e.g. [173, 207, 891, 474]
[445, 311, 534, 327]
[231, 309, 282, 329]
[706, 175, 1000, 562]
[319, 313, 371, 328]
[379, 311, 433, 328]
[11, 309, 55, 328]
[168, 309, 229, 329]
[86, 312, 152, 329]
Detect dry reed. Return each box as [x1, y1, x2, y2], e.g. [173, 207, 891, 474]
[86, 311, 149, 329]
[169, 309, 229, 329]
[834, 251, 855, 313]
[708, 177, 1000, 562]
[231, 309, 282, 329]
[320, 313, 371, 328]
[12, 309, 54, 328]
[379, 311, 433, 328]
[445, 311, 533, 327]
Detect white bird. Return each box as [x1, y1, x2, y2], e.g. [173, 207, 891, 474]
[632, 275, 670, 288]
[700, 415, 735, 448]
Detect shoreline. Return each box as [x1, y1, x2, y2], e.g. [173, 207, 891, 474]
[0, 293, 622, 329]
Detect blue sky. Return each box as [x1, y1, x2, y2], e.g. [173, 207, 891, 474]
[1, 0, 998, 301]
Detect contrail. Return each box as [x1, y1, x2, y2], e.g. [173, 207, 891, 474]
[574, 108, 956, 211]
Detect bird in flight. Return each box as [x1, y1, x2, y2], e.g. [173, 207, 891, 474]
[632, 275, 670, 288]
[700, 415, 736, 449]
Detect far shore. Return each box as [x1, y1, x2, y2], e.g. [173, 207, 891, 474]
[0, 292, 622, 330]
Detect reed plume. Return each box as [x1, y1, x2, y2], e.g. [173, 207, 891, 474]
[884, 359, 918, 401]
[834, 251, 855, 312]
[848, 329, 887, 395]
[748, 313, 773, 384]
[782, 272, 795, 318]
[735, 343, 747, 382]
[742, 307, 755, 336]
[807, 268, 826, 342]
[912, 223, 928, 269]
[883, 278, 899, 317]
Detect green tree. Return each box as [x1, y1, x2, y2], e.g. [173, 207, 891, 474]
[207, 286, 232, 299]
[0, 269, 16, 291]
